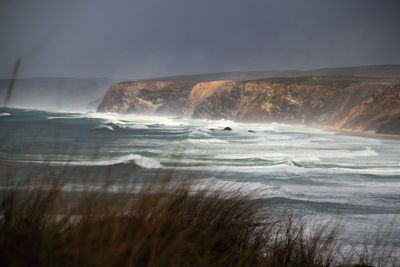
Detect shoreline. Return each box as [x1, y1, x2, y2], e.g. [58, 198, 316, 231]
[318, 126, 400, 141]
[4, 106, 400, 141]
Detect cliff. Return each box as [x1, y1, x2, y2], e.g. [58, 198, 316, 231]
[182, 80, 242, 119]
[182, 77, 400, 134]
[98, 72, 400, 135]
[97, 80, 197, 114]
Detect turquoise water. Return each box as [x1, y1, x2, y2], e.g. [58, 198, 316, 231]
[1, 107, 400, 246]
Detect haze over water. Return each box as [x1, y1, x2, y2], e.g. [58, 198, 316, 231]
[1, 107, 400, 247]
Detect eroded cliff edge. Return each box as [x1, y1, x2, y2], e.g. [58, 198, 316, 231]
[98, 76, 400, 134]
[97, 79, 197, 114]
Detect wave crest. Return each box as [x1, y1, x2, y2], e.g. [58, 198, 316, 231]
[20, 154, 163, 169]
[70, 154, 163, 168]
[95, 124, 114, 131]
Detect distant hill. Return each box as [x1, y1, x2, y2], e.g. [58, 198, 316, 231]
[0, 77, 115, 111]
[129, 64, 400, 82]
[302, 64, 400, 77]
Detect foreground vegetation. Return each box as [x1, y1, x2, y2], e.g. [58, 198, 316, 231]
[0, 176, 397, 267]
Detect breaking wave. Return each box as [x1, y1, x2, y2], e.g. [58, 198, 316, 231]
[174, 162, 400, 176]
[21, 154, 163, 169]
[187, 138, 229, 144]
[95, 124, 114, 131]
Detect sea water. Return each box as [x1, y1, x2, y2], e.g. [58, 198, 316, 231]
[1, 107, 400, 248]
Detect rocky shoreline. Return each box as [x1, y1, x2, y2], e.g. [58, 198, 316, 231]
[98, 74, 400, 135]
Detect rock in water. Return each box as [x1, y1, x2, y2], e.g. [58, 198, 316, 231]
[223, 127, 232, 131]
[248, 130, 256, 133]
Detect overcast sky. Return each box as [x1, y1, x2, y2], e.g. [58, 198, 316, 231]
[1, 0, 399, 79]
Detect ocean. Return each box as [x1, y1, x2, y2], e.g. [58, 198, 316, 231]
[1, 107, 400, 248]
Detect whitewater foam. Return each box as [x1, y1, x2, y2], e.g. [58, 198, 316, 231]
[0, 112, 11, 117]
[117, 123, 149, 129]
[95, 124, 114, 131]
[189, 129, 211, 137]
[173, 162, 400, 176]
[20, 154, 163, 169]
[187, 138, 229, 144]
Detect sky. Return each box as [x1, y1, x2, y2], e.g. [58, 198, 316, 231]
[1, 0, 400, 79]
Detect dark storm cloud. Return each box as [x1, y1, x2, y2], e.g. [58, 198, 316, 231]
[1, 0, 399, 79]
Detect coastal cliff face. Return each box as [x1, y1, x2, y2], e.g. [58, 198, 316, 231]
[97, 80, 196, 114]
[98, 76, 400, 134]
[333, 85, 400, 134]
[182, 80, 242, 119]
[182, 77, 400, 133]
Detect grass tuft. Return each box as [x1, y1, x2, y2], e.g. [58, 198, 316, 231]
[1, 176, 397, 266]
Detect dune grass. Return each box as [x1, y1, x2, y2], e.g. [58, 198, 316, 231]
[0, 172, 396, 267]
